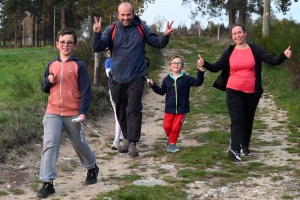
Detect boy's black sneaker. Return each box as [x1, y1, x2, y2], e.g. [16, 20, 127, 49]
[37, 182, 55, 198]
[85, 164, 99, 184]
[118, 143, 130, 153]
[241, 147, 251, 156]
[228, 149, 241, 162]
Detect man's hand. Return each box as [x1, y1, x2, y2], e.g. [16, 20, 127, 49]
[164, 20, 174, 36]
[93, 17, 102, 33]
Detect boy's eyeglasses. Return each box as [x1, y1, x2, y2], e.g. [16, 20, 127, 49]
[170, 62, 182, 66]
[59, 41, 74, 46]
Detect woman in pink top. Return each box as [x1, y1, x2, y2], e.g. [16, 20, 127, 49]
[197, 23, 292, 162]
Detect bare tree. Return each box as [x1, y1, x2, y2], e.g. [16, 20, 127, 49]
[189, 20, 201, 36]
[153, 15, 166, 32]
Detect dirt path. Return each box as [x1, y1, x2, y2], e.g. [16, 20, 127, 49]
[1, 49, 300, 199]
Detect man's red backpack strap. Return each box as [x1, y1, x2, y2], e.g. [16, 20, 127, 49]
[111, 24, 117, 40]
[136, 25, 144, 39]
[110, 23, 144, 40]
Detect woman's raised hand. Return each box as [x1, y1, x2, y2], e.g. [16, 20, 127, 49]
[284, 46, 292, 58]
[197, 54, 206, 72]
[197, 54, 204, 67]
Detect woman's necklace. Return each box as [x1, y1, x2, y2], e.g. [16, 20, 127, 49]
[236, 44, 248, 56]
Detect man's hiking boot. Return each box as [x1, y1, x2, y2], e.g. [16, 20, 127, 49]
[128, 143, 139, 156]
[85, 164, 99, 184]
[228, 149, 241, 162]
[37, 182, 55, 198]
[118, 143, 130, 153]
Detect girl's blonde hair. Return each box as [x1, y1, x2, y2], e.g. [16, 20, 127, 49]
[106, 50, 111, 58]
[169, 55, 184, 66]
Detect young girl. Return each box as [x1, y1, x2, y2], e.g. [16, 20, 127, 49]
[104, 50, 125, 150]
[148, 55, 205, 153]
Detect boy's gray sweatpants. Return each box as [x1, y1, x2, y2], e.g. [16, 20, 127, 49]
[39, 114, 96, 182]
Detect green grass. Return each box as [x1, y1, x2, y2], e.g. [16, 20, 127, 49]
[193, 130, 229, 144]
[0, 47, 56, 160]
[58, 159, 79, 172]
[9, 188, 25, 195]
[0, 47, 56, 106]
[0, 189, 8, 196]
[91, 185, 187, 200]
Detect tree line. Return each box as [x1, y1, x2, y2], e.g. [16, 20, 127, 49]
[0, 0, 154, 48]
[182, 0, 298, 36]
[0, 0, 298, 48]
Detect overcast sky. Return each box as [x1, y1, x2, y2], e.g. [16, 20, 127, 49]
[140, 0, 300, 28]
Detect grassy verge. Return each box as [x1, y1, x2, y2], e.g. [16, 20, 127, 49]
[0, 47, 55, 160]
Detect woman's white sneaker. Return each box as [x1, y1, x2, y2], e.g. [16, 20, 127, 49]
[241, 148, 251, 156]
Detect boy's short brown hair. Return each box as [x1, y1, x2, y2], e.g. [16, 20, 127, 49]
[169, 55, 184, 66]
[56, 27, 77, 44]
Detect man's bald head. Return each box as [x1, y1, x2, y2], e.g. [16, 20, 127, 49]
[118, 2, 134, 14]
[117, 2, 134, 26]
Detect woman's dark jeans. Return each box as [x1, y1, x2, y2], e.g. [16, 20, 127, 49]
[226, 88, 260, 152]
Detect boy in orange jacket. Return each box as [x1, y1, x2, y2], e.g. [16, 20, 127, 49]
[37, 27, 98, 198]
